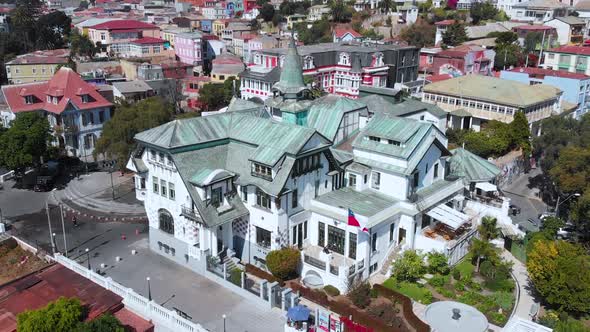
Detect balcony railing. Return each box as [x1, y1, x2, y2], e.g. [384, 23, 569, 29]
[304, 254, 326, 270]
[181, 205, 202, 222]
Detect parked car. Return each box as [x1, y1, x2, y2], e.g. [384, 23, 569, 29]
[33, 161, 61, 192]
[509, 204, 521, 216]
[557, 224, 577, 239]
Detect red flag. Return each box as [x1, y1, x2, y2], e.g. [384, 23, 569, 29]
[348, 209, 368, 233]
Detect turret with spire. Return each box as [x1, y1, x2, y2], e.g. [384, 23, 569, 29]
[266, 37, 314, 125]
[272, 37, 309, 100]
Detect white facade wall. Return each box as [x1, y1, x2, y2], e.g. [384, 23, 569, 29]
[545, 19, 571, 45]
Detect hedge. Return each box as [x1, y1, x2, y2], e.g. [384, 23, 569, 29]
[244, 264, 285, 287]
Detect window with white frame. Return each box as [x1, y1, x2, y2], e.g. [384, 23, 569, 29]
[169, 183, 175, 200]
[338, 52, 350, 65]
[153, 176, 159, 194]
[160, 179, 167, 197]
[348, 174, 357, 187]
[371, 171, 381, 189]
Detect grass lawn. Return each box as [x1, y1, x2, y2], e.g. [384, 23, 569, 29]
[383, 278, 433, 304]
[455, 255, 475, 278]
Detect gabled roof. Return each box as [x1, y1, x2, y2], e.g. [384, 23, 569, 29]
[552, 16, 585, 25]
[352, 115, 448, 176]
[2, 67, 112, 114]
[307, 94, 367, 141]
[90, 19, 159, 30]
[334, 28, 362, 38]
[273, 38, 307, 98]
[448, 148, 501, 182]
[113, 80, 153, 94]
[6, 55, 68, 65]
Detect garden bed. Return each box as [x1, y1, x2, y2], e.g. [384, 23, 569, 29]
[0, 240, 49, 285]
[383, 253, 516, 326]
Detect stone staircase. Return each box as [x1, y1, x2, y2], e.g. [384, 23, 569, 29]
[380, 244, 403, 276]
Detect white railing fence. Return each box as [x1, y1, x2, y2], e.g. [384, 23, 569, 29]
[53, 254, 208, 332]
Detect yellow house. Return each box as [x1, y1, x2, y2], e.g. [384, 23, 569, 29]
[210, 53, 245, 84]
[162, 27, 190, 48]
[5, 52, 69, 84]
[212, 19, 229, 38]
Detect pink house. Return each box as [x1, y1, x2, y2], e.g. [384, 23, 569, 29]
[175, 32, 203, 66]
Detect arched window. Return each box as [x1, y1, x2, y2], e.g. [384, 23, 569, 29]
[159, 209, 174, 235]
[339, 53, 350, 66]
[304, 56, 314, 69]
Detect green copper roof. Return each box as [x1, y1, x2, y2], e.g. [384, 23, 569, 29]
[273, 38, 307, 98]
[449, 148, 501, 182]
[307, 95, 367, 141]
[314, 186, 398, 217]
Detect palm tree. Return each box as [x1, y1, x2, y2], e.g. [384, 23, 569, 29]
[478, 216, 501, 242]
[379, 0, 394, 14]
[470, 238, 496, 272]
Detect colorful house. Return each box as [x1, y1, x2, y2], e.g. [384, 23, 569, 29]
[175, 32, 204, 66]
[87, 20, 161, 55]
[1, 68, 113, 158]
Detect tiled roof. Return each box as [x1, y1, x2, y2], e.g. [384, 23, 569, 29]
[514, 24, 555, 31]
[2, 68, 112, 114]
[6, 55, 68, 65]
[334, 28, 361, 38]
[507, 67, 590, 79]
[90, 19, 159, 30]
[548, 45, 590, 55]
[423, 75, 561, 107]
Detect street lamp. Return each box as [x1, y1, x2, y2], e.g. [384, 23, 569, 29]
[52, 233, 57, 252]
[146, 277, 152, 301]
[555, 193, 581, 216]
[222, 314, 226, 332]
[85, 248, 91, 270]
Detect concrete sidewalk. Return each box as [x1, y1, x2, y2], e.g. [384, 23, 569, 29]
[502, 250, 539, 321]
[54, 172, 146, 216]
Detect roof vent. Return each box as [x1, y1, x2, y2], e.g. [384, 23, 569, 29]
[452, 308, 461, 321]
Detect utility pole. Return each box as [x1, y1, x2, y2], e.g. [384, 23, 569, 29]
[46, 202, 55, 255]
[59, 204, 68, 257]
[110, 162, 115, 200]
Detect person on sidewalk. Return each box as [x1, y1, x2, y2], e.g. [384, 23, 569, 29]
[72, 215, 78, 227]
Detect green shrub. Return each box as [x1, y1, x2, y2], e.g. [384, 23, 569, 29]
[348, 280, 372, 309]
[266, 247, 300, 281]
[323, 285, 340, 297]
[427, 252, 450, 275]
[370, 287, 379, 298]
[367, 303, 402, 328]
[454, 281, 465, 291]
[436, 286, 455, 299]
[428, 274, 447, 288]
[18, 297, 85, 332]
[484, 278, 514, 292]
[480, 260, 494, 279]
[488, 312, 509, 326]
[469, 281, 482, 291]
[492, 292, 514, 312]
[538, 311, 559, 328]
[229, 268, 243, 286]
[554, 319, 590, 332]
[422, 291, 434, 304]
[452, 268, 461, 281]
[458, 291, 485, 306]
[391, 250, 426, 282]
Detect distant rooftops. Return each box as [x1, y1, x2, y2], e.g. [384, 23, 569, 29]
[507, 67, 590, 79]
[90, 19, 159, 30]
[548, 45, 590, 56]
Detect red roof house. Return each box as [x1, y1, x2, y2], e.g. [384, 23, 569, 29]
[2, 67, 112, 114]
[333, 28, 363, 43]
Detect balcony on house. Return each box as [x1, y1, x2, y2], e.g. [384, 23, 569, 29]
[181, 204, 202, 222]
[301, 244, 364, 278]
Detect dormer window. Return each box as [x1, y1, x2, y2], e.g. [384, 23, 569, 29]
[388, 139, 401, 146]
[339, 52, 350, 66]
[81, 94, 89, 103]
[46, 95, 51, 103]
[52, 97, 58, 105]
[25, 95, 34, 105]
[368, 136, 380, 142]
[253, 163, 272, 180]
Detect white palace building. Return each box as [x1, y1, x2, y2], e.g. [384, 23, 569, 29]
[128, 40, 520, 293]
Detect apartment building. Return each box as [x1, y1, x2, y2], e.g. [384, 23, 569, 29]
[87, 20, 161, 55]
[5, 50, 69, 84]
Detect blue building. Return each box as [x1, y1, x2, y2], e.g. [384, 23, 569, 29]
[500, 67, 590, 119]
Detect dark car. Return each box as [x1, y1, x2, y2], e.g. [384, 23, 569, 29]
[33, 162, 61, 191]
[33, 176, 55, 192]
[509, 204, 521, 216]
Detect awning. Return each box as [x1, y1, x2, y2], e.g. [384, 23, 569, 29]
[426, 204, 471, 230]
[475, 182, 497, 192]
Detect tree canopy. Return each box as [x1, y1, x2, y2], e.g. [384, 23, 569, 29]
[295, 19, 332, 44]
[17, 297, 124, 332]
[259, 3, 275, 21]
[391, 250, 425, 282]
[527, 240, 590, 314]
[329, 0, 353, 23]
[69, 31, 97, 59]
[442, 22, 468, 46]
[94, 97, 174, 169]
[197, 77, 238, 112]
[0, 112, 51, 172]
[400, 20, 435, 48]
[470, 1, 499, 25]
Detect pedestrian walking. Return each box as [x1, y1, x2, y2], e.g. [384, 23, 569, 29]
[72, 215, 78, 227]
